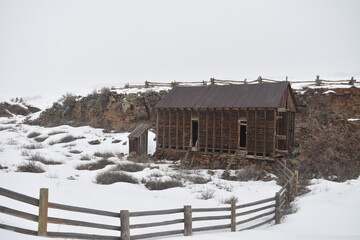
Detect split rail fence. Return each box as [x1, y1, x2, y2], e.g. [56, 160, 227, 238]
[111, 75, 357, 90]
[0, 160, 297, 240]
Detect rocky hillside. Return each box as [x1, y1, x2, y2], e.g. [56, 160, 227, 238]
[20, 85, 360, 181]
[27, 88, 168, 131]
[292, 87, 360, 181]
[0, 101, 40, 117]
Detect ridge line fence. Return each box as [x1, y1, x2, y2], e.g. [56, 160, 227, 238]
[111, 75, 357, 90]
[0, 160, 298, 240]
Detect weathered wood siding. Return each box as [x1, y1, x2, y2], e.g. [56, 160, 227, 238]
[157, 108, 286, 156]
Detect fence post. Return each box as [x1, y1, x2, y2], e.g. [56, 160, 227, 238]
[275, 192, 281, 224]
[120, 210, 130, 240]
[231, 201, 236, 232]
[184, 205, 192, 236]
[294, 170, 299, 196]
[38, 188, 48, 236]
[315, 75, 322, 86]
[286, 183, 291, 208]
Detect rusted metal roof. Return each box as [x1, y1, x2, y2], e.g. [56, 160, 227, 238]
[155, 82, 291, 109]
[128, 123, 151, 139]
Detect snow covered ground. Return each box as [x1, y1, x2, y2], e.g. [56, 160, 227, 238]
[1, 85, 360, 240]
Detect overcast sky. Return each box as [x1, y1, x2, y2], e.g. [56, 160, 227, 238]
[1, 0, 359, 98]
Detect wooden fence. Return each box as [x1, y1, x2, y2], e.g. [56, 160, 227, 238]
[111, 75, 357, 90]
[0, 161, 297, 239]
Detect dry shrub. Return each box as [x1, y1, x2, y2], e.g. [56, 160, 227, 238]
[60, 93, 77, 108]
[80, 154, 92, 161]
[69, 149, 82, 154]
[144, 179, 183, 190]
[27, 131, 41, 138]
[34, 136, 48, 142]
[186, 175, 211, 184]
[49, 135, 83, 145]
[23, 143, 43, 149]
[295, 95, 360, 181]
[76, 159, 115, 171]
[17, 161, 45, 173]
[236, 165, 262, 181]
[93, 151, 114, 159]
[48, 130, 66, 136]
[111, 163, 146, 172]
[221, 195, 239, 204]
[198, 189, 215, 200]
[27, 153, 62, 165]
[95, 171, 138, 185]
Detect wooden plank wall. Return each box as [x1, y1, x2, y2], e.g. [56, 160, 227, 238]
[247, 110, 275, 155]
[157, 108, 281, 156]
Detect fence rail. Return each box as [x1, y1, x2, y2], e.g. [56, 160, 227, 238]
[111, 75, 357, 90]
[0, 161, 297, 239]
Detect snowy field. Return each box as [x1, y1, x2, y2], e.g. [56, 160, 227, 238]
[0, 85, 360, 240]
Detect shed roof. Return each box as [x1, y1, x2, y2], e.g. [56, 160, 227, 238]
[128, 123, 151, 139]
[155, 82, 292, 109]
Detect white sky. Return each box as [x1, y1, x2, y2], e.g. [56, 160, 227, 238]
[1, 0, 360, 98]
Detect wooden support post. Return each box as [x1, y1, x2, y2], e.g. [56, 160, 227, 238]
[176, 109, 179, 149]
[286, 183, 291, 208]
[294, 170, 299, 196]
[120, 210, 130, 240]
[220, 109, 223, 152]
[275, 192, 281, 224]
[38, 188, 48, 236]
[254, 110, 257, 156]
[184, 205, 192, 236]
[263, 110, 267, 156]
[182, 110, 185, 149]
[273, 110, 277, 155]
[237, 109, 240, 149]
[162, 110, 166, 148]
[231, 201, 236, 232]
[197, 111, 200, 148]
[205, 110, 208, 152]
[156, 110, 159, 148]
[213, 109, 216, 152]
[168, 110, 171, 148]
[228, 110, 231, 153]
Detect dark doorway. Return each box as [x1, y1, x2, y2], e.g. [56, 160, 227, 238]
[239, 120, 247, 148]
[192, 120, 198, 147]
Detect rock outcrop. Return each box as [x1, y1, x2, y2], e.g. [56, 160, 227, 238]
[28, 88, 168, 131]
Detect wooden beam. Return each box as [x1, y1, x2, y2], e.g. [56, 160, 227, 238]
[245, 109, 248, 152]
[168, 109, 171, 148]
[182, 110, 185, 149]
[237, 110, 240, 149]
[228, 110, 231, 153]
[254, 110, 257, 156]
[205, 111, 208, 152]
[273, 110, 277, 155]
[213, 109, 216, 152]
[263, 110, 267, 157]
[156, 110, 159, 148]
[220, 109, 223, 152]
[162, 110, 165, 148]
[175, 109, 179, 149]
[197, 111, 200, 148]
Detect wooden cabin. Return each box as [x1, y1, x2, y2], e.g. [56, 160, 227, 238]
[155, 82, 297, 160]
[128, 123, 151, 157]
